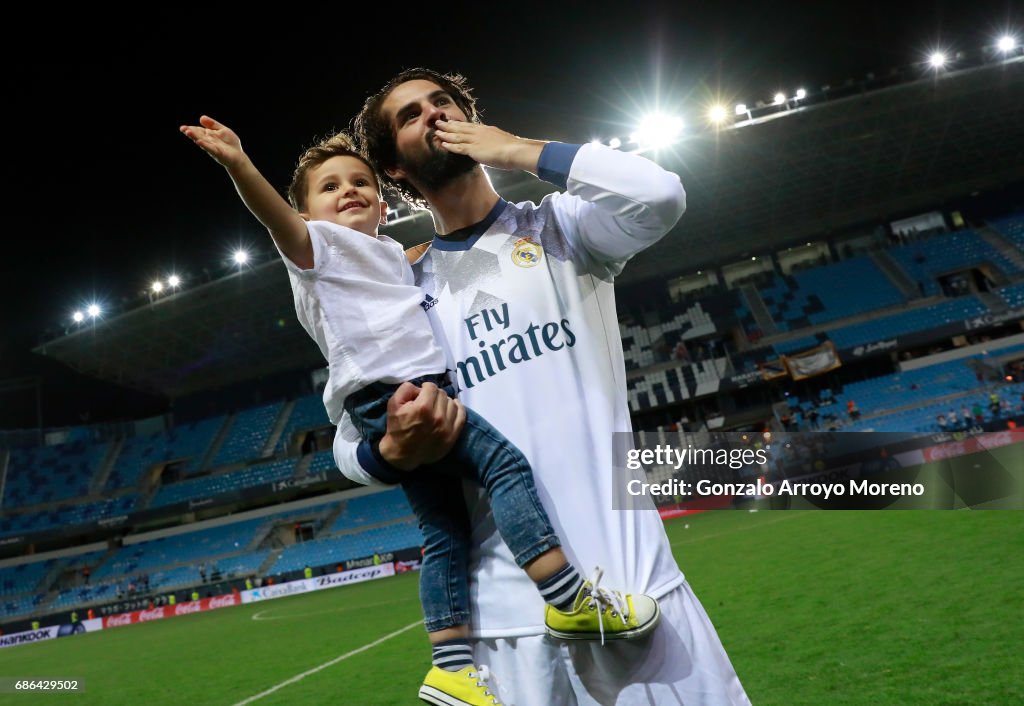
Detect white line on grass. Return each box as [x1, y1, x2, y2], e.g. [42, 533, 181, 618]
[251, 598, 407, 622]
[669, 511, 808, 548]
[230, 619, 421, 705]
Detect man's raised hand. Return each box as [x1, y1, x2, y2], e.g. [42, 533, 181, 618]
[434, 119, 546, 173]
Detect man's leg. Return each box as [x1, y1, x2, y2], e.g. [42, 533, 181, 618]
[474, 635, 578, 706]
[564, 582, 751, 706]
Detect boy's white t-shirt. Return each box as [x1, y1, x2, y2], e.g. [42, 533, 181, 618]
[279, 221, 446, 423]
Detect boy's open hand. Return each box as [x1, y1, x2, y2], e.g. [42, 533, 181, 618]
[180, 115, 247, 170]
[434, 119, 545, 173]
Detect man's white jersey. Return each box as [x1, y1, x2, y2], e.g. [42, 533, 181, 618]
[336, 143, 687, 638]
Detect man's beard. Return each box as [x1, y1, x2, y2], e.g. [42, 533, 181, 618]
[400, 133, 477, 192]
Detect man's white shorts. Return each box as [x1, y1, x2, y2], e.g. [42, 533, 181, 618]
[474, 580, 751, 706]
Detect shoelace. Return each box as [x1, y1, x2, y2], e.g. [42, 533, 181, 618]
[468, 665, 502, 705]
[584, 566, 631, 645]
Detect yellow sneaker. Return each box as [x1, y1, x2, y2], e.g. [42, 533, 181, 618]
[418, 665, 503, 706]
[544, 567, 660, 643]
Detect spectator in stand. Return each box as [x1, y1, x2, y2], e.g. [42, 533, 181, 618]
[808, 407, 820, 430]
[937, 414, 948, 432]
[961, 405, 971, 427]
[948, 409, 958, 430]
[304, 565, 313, 580]
[847, 399, 860, 420]
[973, 402, 984, 424]
[82, 566, 91, 585]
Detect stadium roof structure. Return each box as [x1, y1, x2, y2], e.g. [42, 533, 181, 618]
[36, 59, 1024, 399]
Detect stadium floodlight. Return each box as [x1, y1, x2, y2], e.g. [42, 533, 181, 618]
[167, 274, 181, 288]
[632, 113, 684, 149]
[233, 249, 249, 265]
[929, 51, 948, 69]
[87, 304, 101, 318]
[735, 103, 747, 116]
[707, 104, 728, 125]
[997, 35, 1017, 53]
[72, 311, 84, 323]
[795, 88, 807, 100]
[608, 137, 622, 149]
[773, 92, 786, 106]
[151, 280, 164, 294]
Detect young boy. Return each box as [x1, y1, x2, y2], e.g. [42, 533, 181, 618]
[180, 116, 659, 706]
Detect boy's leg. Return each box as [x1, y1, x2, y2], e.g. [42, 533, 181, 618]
[440, 409, 659, 641]
[401, 474, 506, 704]
[400, 472, 473, 639]
[442, 407, 561, 571]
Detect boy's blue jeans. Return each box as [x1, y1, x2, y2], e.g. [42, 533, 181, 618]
[344, 374, 561, 632]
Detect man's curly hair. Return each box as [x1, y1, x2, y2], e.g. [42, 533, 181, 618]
[352, 68, 479, 208]
[287, 131, 381, 213]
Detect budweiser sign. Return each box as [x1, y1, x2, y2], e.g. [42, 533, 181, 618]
[138, 608, 166, 622]
[175, 602, 202, 616]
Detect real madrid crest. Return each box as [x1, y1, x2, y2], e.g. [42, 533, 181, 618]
[511, 237, 542, 268]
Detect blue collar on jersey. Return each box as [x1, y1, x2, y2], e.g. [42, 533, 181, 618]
[430, 198, 509, 251]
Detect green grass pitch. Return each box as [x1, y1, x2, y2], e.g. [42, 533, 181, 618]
[2, 452, 1021, 704]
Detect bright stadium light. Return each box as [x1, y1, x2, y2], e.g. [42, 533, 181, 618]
[997, 35, 1017, 53]
[633, 113, 684, 149]
[735, 103, 747, 116]
[773, 92, 786, 105]
[168, 274, 181, 288]
[608, 137, 622, 149]
[233, 249, 249, 265]
[795, 88, 807, 100]
[87, 304, 101, 319]
[151, 280, 164, 294]
[72, 311, 84, 323]
[708, 104, 728, 125]
[929, 51, 948, 69]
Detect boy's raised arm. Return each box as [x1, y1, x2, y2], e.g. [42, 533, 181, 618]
[180, 115, 313, 269]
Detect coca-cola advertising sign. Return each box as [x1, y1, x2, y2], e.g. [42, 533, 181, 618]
[103, 613, 134, 628]
[101, 593, 240, 630]
[208, 595, 238, 609]
[138, 608, 166, 622]
[174, 602, 202, 616]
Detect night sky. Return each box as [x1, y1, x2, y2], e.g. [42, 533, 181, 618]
[2, 1, 1019, 428]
